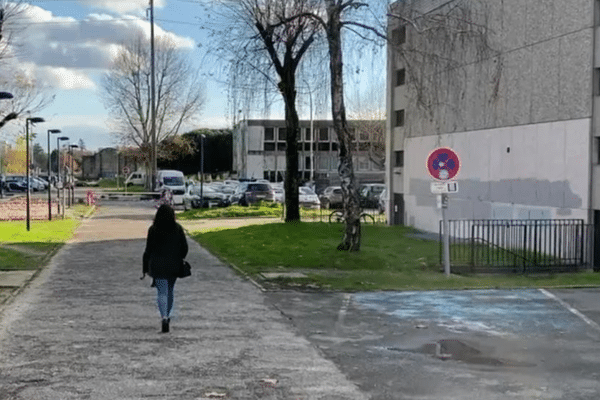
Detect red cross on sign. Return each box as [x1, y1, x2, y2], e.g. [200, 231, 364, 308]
[426, 147, 460, 181]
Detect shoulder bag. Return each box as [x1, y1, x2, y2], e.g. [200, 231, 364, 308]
[178, 259, 192, 278]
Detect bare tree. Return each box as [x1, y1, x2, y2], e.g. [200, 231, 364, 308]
[202, 0, 322, 222]
[300, 0, 387, 251]
[0, 70, 55, 132]
[0, 2, 54, 133]
[101, 36, 205, 188]
[0, 0, 25, 63]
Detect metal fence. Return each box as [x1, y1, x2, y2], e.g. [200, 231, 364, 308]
[439, 219, 594, 273]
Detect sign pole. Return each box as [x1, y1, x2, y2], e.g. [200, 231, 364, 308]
[427, 148, 460, 278]
[441, 194, 450, 277]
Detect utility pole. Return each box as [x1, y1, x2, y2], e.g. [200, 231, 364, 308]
[149, 0, 157, 192]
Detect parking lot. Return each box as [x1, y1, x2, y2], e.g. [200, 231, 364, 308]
[265, 288, 600, 399]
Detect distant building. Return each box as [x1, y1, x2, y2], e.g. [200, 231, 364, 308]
[233, 119, 384, 190]
[81, 148, 140, 180]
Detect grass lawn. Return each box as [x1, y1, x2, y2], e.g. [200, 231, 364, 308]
[189, 222, 600, 291]
[0, 206, 92, 271]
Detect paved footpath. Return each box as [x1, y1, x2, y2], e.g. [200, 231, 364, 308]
[0, 203, 366, 400]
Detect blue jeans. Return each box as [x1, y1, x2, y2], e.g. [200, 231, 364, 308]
[155, 278, 176, 319]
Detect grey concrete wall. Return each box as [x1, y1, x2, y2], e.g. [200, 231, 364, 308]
[391, 0, 594, 139]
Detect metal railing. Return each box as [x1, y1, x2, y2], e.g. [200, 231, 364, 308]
[439, 219, 592, 273]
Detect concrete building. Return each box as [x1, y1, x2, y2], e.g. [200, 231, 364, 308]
[234, 119, 384, 190]
[386, 0, 595, 231]
[81, 148, 140, 180]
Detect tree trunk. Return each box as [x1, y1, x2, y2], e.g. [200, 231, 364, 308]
[326, 1, 361, 251]
[280, 73, 300, 222]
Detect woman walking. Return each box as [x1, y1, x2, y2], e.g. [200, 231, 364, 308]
[143, 204, 188, 333]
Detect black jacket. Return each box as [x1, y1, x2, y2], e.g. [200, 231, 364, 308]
[143, 223, 188, 279]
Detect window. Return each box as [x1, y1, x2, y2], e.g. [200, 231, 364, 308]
[264, 127, 274, 141]
[395, 109, 405, 127]
[264, 142, 275, 151]
[331, 142, 339, 152]
[395, 150, 404, 167]
[304, 142, 314, 151]
[305, 128, 312, 141]
[396, 68, 406, 86]
[318, 142, 330, 151]
[319, 128, 329, 141]
[318, 156, 329, 170]
[358, 156, 369, 171]
[359, 131, 370, 141]
[277, 142, 286, 151]
[278, 128, 286, 141]
[305, 156, 311, 170]
[392, 26, 406, 45]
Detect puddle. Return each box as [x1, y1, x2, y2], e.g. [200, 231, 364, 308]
[387, 339, 535, 367]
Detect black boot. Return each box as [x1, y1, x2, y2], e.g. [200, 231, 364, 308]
[161, 318, 169, 333]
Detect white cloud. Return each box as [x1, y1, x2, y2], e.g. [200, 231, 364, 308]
[6, 4, 194, 90]
[76, 0, 167, 14]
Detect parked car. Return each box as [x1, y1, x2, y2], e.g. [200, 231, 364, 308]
[156, 170, 186, 205]
[359, 183, 386, 209]
[230, 182, 274, 206]
[299, 186, 320, 209]
[272, 185, 285, 203]
[378, 188, 388, 214]
[319, 186, 343, 209]
[183, 184, 230, 210]
[5, 176, 28, 192]
[32, 177, 48, 190]
[125, 170, 146, 186]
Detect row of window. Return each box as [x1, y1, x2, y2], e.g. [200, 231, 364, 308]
[264, 127, 373, 143]
[264, 141, 378, 152]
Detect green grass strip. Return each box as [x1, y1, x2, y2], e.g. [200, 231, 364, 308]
[189, 222, 600, 291]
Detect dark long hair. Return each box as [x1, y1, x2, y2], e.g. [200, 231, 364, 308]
[153, 204, 177, 231]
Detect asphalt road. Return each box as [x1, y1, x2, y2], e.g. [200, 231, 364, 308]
[265, 289, 600, 399]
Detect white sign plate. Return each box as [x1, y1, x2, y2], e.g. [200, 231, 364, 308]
[431, 181, 459, 194]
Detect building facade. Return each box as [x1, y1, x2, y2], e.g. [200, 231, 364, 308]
[386, 0, 595, 231]
[81, 148, 140, 180]
[234, 119, 384, 190]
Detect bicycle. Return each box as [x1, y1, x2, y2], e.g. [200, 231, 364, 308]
[328, 210, 375, 224]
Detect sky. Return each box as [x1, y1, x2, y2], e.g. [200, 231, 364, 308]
[0, 0, 386, 152]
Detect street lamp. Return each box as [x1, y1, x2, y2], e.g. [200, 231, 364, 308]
[26, 117, 45, 231]
[200, 134, 205, 207]
[47, 129, 61, 221]
[56, 136, 69, 215]
[69, 144, 79, 206]
[0, 92, 13, 199]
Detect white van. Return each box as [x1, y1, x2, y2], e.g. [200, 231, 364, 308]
[156, 170, 186, 205]
[125, 170, 146, 186]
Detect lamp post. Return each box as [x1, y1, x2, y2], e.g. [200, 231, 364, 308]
[0, 92, 12, 199]
[200, 134, 205, 207]
[69, 144, 79, 206]
[56, 136, 69, 215]
[302, 79, 315, 183]
[26, 117, 45, 231]
[47, 129, 61, 220]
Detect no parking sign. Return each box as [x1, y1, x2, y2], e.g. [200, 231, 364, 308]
[426, 147, 460, 181]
